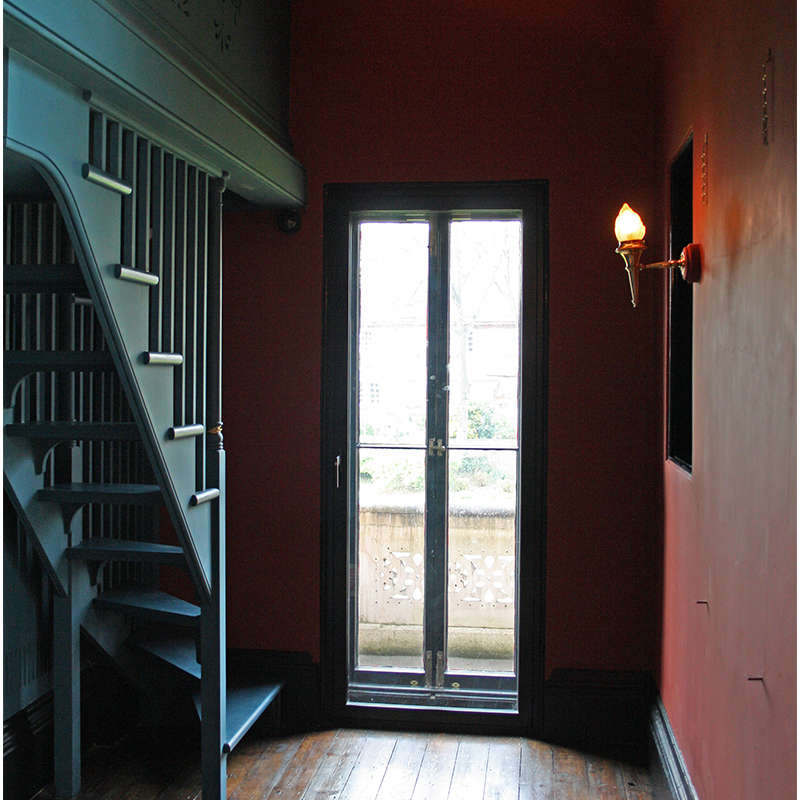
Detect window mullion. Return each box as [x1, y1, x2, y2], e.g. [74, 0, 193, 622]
[423, 213, 450, 684]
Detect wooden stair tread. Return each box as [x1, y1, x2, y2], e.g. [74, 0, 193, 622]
[94, 590, 200, 626]
[193, 682, 282, 754]
[4, 264, 86, 293]
[6, 421, 140, 440]
[67, 538, 186, 565]
[37, 482, 163, 505]
[133, 634, 201, 679]
[4, 350, 114, 368]
[4, 351, 117, 405]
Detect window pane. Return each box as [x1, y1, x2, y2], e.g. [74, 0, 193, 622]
[358, 221, 429, 446]
[357, 447, 426, 670]
[448, 220, 521, 446]
[447, 448, 517, 674]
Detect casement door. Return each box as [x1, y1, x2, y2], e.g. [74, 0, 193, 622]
[322, 182, 548, 727]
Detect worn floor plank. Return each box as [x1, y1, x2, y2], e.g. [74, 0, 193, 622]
[262, 729, 340, 800]
[374, 731, 431, 800]
[519, 738, 554, 800]
[409, 734, 459, 800]
[32, 728, 655, 800]
[300, 728, 367, 800]
[619, 761, 654, 800]
[228, 734, 304, 800]
[587, 756, 627, 800]
[552, 746, 589, 800]
[448, 736, 491, 800]
[337, 730, 399, 800]
[484, 737, 521, 800]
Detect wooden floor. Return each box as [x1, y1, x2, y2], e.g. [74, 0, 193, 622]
[34, 728, 654, 800]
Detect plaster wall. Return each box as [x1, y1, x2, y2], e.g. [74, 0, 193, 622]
[656, 0, 796, 797]
[222, 0, 665, 679]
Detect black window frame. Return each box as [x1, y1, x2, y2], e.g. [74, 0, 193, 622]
[320, 180, 549, 734]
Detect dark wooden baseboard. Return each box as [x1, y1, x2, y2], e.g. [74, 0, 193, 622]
[648, 697, 700, 800]
[3, 649, 317, 800]
[228, 649, 321, 734]
[6, 657, 669, 800]
[542, 669, 657, 764]
[227, 659, 656, 757]
[3, 657, 137, 800]
[4, 691, 54, 800]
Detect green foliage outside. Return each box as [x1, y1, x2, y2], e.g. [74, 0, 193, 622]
[360, 402, 516, 496]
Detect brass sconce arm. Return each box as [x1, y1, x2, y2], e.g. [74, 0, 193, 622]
[641, 245, 702, 282]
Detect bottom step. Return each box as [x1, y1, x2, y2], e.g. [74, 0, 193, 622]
[193, 682, 282, 754]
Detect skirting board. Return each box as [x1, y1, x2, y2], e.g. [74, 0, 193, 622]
[542, 669, 657, 763]
[3, 659, 137, 800]
[3, 691, 54, 800]
[3, 650, 316, 800]
[648, 697, 700, 800]
[227, 650, 321, 734]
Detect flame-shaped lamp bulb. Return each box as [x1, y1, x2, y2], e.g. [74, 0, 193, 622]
[615, 203, 646, 243]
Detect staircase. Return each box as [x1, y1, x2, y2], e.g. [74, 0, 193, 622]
[4, 102, 280, 800]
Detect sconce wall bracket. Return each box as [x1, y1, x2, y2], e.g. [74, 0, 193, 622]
[615, 240, 702, 307]
[678, 243, 702, 283]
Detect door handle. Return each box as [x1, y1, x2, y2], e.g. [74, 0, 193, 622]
[335, 454, 341, 488]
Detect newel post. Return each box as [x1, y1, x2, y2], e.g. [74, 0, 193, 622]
[207, 171, 228, 448]
[201, 170, 228, 800]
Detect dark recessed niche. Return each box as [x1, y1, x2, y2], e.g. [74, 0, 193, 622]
[667, 138, 693, 471]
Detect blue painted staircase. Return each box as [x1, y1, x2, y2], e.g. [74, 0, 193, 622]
[4, 95, 280, 799]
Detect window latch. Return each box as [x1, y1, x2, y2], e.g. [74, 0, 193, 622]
[428, 438, 445, 457]
[435, 651, 444, 687]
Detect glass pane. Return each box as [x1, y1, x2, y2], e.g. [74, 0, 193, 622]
[358, 221, 429, 446]
[357, 447, 426, 670]
[448, 220, 521, 446]
[447, 448, 517, 674]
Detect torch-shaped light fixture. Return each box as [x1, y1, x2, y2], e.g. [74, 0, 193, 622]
[614, 204, 702, 307]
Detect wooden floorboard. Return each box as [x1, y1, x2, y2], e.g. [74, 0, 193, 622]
[32, 728, 655, 800]
[485, 737, 521, 800]
[337, 729, 399, 800]
[409, 734, 459, 800]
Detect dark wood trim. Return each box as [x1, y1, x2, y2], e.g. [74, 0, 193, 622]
[3, 658, 138, 800]
[542, 669, 657, 764]
[648, 696, 700, 800]
[4, 692, 54, 800]
[227, 649, 321, 734]
[666, 137, 693, 471]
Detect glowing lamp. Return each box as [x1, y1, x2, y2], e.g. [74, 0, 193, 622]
[614, 204, 702, 307]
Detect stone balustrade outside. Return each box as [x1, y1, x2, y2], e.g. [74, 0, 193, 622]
[357, 498, 516, 662]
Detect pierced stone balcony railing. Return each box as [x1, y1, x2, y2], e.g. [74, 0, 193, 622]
[358, 499, 516, 667]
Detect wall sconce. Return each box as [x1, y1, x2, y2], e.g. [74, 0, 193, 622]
[614, 204, 702, 307]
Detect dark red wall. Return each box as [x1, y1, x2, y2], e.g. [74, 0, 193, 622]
[655, 0, 796, 797]
[220, 0, 795, 795]
[223, 0, 668, 675]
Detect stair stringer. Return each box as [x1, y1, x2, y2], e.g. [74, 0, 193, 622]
[5, 50, 216, 605]
[3, 50, 279, 800]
